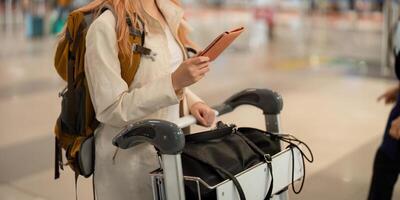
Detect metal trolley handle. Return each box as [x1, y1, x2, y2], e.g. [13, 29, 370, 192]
[112, 119, 185, 155]
[216, 88, 283, 116]
[112, 88, 283, 200]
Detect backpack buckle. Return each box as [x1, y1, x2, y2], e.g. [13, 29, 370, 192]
[132, 44, 157, 61]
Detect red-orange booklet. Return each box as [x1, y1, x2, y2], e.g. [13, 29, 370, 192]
[199, 27, 245, 61]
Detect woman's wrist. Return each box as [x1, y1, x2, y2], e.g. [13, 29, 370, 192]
[171, 71, 182, 91]
[171, 73, 184, 99]
[190, 101, 205, 112]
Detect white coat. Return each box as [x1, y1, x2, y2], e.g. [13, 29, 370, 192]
[84, 1, 203, 199]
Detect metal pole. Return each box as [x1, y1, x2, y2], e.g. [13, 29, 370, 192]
[381, 0, 393, 76]
[161, 154, 186, 200]
[265, 114, 280, 133]
[5, 0, 13, 32]
[265, 114, 290, 200]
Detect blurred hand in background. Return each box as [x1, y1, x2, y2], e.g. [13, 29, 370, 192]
[378, 85, 400, 105]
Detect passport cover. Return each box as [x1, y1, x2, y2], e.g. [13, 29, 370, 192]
[199, 27, 245, 61]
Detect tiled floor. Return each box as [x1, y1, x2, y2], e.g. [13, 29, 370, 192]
[1, 8, 400, 200]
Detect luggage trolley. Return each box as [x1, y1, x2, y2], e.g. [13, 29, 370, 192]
[113, 88, 305, 200]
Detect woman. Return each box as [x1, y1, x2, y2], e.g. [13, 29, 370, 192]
[79, 0, 215, 199]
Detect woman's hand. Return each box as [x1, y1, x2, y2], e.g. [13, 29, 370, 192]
[378, 85, 400, 105]
[390, 116, 400, 140]
[190, 102, 215, 127]
[172, 56, 210, 91]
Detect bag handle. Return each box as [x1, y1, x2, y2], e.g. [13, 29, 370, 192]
[235, 131, 273, 200]
[185, 123, 234, 143]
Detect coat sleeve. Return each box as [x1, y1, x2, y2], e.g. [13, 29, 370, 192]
[84, 13, 179, 128]
[185, 88, 204, 111]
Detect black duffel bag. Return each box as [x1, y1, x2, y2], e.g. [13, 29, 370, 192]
[182, 122, 280, 200]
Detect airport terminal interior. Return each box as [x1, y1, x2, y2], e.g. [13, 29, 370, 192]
[1, 0, 400, 199]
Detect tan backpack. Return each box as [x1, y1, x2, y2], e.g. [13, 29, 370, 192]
[53, 5, 152, 181]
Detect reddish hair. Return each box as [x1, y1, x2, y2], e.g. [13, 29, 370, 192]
[70, 0, 193, 60]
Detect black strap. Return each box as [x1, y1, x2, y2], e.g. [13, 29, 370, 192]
[129, 27, 142, 37]
[75, 172, 79, 200]
[185, 125, 234, 143]
[127, 15, 152, 56]
[265, 157, 273, 200]
[132, 44, 152, 56]
[67, 51, 74, 92]
[289, 145, 305, 194]
[136, 16, 146, 46]
[126, 16, 143, 38]
[185, 47, 198, 58]
[236, 132, 273, 200]
[92, 172, 96, 200]
[275, 134, 314, 194]
[99, 5, 150, 56]
[54, 137, 61, 179]
[182, 153, 247, 200]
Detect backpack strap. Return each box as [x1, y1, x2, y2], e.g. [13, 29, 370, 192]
[185, 47, 198, 58]
[126, 16, 156, 59]
[54, 137, 64, 179]
[99, 4, 153, 58]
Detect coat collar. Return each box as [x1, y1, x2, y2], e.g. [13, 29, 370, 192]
[156, 0, 184, 35]
[139, 0, 184, 34]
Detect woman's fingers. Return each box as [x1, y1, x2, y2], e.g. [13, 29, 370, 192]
[198, 66, 210, 75]
[200, 108, 215, 127]
[396, 129, 400, 140]
[394, 128, 400, 140]
[377, 94, 385, 102]
[196, 62, 210, 69]
[390, 126, 397, 138]
[390, 118, 400, 139]
[205, 109, 216, 126]
[190, 56, 210, 65]
[190, 103, 216, 127]
[193, 109, 207, 126]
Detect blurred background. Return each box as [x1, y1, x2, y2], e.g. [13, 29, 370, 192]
[1, 0, 400, 199]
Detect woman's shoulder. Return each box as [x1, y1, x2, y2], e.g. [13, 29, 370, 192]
[87, 10, 116, 37]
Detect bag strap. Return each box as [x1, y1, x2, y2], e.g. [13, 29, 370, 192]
[92, 172, 96, 200]
[54, 137, 64, 179]
[235, 131, 273, 200]
[74, 172, 79, 200]
[98, 4, 151, 57]
[182, 153, 247, 200]
[276, 134, 314, 194]
[185, 125, 234, 143]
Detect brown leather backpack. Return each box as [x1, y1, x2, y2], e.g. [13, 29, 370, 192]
[53, 5, 152, 181]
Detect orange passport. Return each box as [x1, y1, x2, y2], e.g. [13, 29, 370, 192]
[199, 27, 245, 61]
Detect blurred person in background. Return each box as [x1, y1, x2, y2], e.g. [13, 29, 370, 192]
[54, 0, 73, 32]
[368, 18, 400, 200]
[72, 0, 91, 8]
[64, 0, 215, 199]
